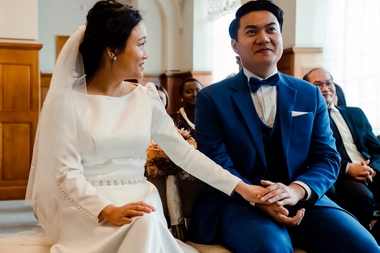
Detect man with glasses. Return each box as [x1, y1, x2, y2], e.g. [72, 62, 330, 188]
[304, 68, 380, 241]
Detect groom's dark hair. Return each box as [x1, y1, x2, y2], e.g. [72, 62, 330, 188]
[229, 0, 284, 41]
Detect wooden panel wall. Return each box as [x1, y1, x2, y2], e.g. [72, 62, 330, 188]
[56, 35, 69, 60]
[40, 72, 52, 109]
[278, 47, 323, 79]
[0, 41, 42, 200]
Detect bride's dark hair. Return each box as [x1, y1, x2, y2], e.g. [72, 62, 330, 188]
[79, 0, 142, 79]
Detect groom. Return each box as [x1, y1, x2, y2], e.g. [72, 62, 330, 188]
[187, 1, 379, 252]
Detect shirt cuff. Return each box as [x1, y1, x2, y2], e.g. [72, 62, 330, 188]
[345, 163, 350, 174]
[292, 181, 312, 201]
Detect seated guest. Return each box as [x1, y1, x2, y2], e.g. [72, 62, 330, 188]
[155, 85, 169, 110]
[304, 68, 380, 234]
[170, 78, 202, 138]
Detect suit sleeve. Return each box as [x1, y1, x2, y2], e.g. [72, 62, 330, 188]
[295, 89, 341, 203]
[360, 109, 380, 172]
[338, 160, 349, 179]
[339, 107, 380, 175]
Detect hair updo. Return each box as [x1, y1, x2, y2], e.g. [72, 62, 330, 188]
[79, 0, 142, 78]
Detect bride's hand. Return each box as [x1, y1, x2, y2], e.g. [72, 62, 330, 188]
[234, 181, 266, 204]
[99, 201, 156, 225]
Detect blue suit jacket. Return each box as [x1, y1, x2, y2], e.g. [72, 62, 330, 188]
[334, 106, 380, 178]
[188, 71, 341, 243]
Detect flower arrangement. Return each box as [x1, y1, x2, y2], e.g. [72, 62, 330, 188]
[145, 128, 196, 180]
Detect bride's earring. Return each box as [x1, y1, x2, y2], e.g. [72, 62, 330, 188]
[113, 55, 117, 61]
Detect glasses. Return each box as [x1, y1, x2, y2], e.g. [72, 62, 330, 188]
[313, 80, 334, 88]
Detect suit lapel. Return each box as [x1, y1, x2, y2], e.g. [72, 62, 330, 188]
[277, 74, 297, 161]
[230, 72, 297, 167]
[231, 71, 267, 167]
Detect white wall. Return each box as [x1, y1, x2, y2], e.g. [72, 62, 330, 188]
[139, 0, 164, 73]
[276, 0, 296, 48]
[7, 0, 315, 74]
[182, 0, 195, 71]
[0, 0, 38, 40]
[38, 0, 169, 74]
[192, 0, 214, 71]
[242, 0, 326, 48]
[38, 0, 97, 73]
[295, 0, 326, 47]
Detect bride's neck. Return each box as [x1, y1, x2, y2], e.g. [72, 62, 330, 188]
[86, 71, 123, 97]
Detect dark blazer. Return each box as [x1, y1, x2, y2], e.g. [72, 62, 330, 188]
[188, 70, 341, 243]
[333, 106, 380, 178]
[170, 110, 196, 139]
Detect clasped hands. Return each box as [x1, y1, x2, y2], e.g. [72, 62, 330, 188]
[236, 180, 306, 227]
[347, 159, 376, 185]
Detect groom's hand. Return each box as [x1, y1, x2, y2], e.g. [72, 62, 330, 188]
[259, 180, 306, 206]
[256, 203, 305, 227]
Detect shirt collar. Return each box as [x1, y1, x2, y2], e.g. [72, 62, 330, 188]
[243, 67, 278, 82]
[329, 102, 339, 113]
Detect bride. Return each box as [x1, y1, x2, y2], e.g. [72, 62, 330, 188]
[0, 1, 268, 252]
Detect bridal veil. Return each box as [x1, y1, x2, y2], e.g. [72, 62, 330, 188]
[15, 25, 89, 244]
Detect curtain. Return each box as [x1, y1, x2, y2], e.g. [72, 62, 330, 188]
[322, 0, 380, 135]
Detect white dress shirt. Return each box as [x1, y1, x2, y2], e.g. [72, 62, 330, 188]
[329, 103, 366, 173]
[244, 68, 278, 127]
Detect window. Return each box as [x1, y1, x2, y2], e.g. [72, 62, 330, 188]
[207, 0, 241, 83]
[322, 0, 380, 135]
[212, 13, 240, 83]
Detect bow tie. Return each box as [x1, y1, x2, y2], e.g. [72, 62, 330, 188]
[249, 73, 279, 93]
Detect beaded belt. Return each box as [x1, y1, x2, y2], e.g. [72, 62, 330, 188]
[88, 176, 147, 186]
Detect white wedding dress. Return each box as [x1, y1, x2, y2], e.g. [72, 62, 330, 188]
[47, 82, 192, 253]
[0, 82, 240, 253]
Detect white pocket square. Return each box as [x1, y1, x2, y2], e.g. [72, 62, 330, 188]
[291, 111, 309, 117]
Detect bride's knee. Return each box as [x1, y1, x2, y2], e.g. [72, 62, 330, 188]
[133, 213, 165, 228]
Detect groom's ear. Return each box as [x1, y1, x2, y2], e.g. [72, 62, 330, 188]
[231, 39, 238, 54]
